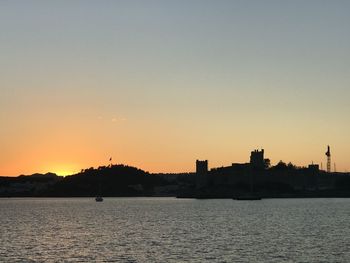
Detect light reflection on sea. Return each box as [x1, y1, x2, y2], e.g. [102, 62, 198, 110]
[0, 198, 349, 262]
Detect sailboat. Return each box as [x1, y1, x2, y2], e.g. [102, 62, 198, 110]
[95, 157, 112, 202]
[95, 195, 103, 202]
[95, 179, 103, 202]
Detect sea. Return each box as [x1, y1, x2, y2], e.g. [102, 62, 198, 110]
[0, 198, 349, 262]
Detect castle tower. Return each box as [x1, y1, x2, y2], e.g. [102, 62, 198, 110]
[196, 160, 208, 189]
[250, 149, 265, 169]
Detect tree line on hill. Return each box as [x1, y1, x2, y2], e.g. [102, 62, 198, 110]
[0, 162, 349, 197]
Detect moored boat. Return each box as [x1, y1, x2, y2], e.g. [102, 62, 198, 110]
[234, 194, 262, 200]
[95, 196, 103, 202]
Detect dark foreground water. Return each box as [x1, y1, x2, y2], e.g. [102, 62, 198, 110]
[0, 198, 349, 262]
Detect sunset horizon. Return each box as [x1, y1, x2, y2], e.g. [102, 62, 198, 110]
[1, 2, 350, 262]
[1, 1, 349, 176]
[1, 144, 344, 177]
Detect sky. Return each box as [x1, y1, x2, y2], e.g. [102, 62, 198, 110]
[1, 0, 350, 176]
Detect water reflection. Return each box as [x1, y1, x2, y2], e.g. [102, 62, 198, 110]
[0, 198, 349, 262]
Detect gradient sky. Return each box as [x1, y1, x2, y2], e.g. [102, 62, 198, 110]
[1, 0, 350, 176]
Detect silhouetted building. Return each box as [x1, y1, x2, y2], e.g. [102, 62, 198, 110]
[250, 149, 265, 169]
[308, 164, 319, 171]
[196, 160, 208, 189]
[196, 160, 208, 175]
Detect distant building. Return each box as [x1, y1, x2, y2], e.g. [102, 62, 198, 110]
[308, 164, 319, 171]
[196, 160, 208, 175]
[250, 149, 265, 169]
[196, 160, 208, 189]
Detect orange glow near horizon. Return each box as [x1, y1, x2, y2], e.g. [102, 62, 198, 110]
[1, 1, 350, 176]
[2, 141, 350, 176]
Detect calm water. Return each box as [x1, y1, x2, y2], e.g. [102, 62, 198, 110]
[0, 198, 349, 262]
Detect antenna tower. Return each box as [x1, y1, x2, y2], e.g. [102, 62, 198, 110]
[325, 145, 331, 173]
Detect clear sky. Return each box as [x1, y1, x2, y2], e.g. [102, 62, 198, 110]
[1, 0, 349, 176]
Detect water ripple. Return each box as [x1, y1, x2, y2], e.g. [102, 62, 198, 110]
[0, 198, 349, 262]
